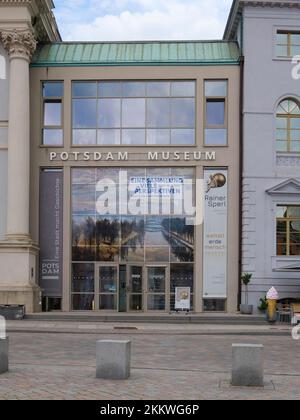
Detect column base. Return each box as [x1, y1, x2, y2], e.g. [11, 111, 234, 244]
[0, 240, 41, 313]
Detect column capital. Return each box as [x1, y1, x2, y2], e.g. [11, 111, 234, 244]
[0, 28, 37, 61]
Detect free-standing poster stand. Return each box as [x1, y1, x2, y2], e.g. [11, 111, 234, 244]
[175, 287, 191, 313]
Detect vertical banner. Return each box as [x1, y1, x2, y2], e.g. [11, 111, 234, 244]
[39, 169, 63, 297]
[203, 169, 228, 298]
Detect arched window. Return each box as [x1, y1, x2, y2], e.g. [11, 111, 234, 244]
[276, 99, 300, 152]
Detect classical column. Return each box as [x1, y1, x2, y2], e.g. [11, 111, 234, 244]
[0, 29, 37, 241]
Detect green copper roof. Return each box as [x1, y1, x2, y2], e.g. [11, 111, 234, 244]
[31, 41, 240, 67]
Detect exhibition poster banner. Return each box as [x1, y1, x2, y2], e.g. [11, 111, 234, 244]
[39, 169, 63, 297]
[203, 169, 228, 298]
[175, 287, 191, 310]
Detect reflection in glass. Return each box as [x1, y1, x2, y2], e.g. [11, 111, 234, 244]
[44, 101, 61, 126]
[96, 217, 120, 262]
[98, 82, 122, 97]
[43, 82, 63, 98]
[171, 129, 195, 145]
[72, 82, 97, 98]
[171, 81, 195, 97]
[122, 129, 145, 145]
[72, 216, 96, 261]
[72, 263, 94, 293]
[205, 81, 227, 97]
[99, 266, 117, 293]
[145, 247, 169, 262]
[129, 266, 143, 293]
[147, 295, 165, 310]
[72, 294, 94, 310]
[122, 99, 145, 127]
[146, 82, 170, 97]
[73, 129, 97, 145]
[205, 129, 227, 146]
[147, 129, 170, 145]
[147, 267, 166, 292]
[99, 295, 117, 310]
[72, 168, 95, 185]
[130, 295, 143, 311]
[98, 129, 121, 145]
[98, 99, 121, 128]
[43, 129, 63, 146]
[147, 98, 170, 127]
[170, 264, 194, 292]
[171, 99, 195, 128]
[73, 99, 97, 128]
[206, 99, 225, 126]
[122, 82, 146, 97]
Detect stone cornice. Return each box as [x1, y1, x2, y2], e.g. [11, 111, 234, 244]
[0, 28, 37, 60]
[224, 0, 300, 40]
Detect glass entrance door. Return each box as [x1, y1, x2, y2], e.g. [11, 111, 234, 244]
[146, 266, 168, 311]
[98, 265, 118, 310]
[127, 265, 143, 311]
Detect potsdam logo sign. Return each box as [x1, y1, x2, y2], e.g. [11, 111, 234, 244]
[49, 151, 217, 162]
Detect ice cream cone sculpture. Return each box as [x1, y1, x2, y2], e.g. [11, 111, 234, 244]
[266, 287, 279, 322]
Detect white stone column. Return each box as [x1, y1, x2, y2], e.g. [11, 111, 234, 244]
[0, 29, 37, 242]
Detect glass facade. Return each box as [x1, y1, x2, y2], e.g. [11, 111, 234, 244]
[277, 206, 300, 256]
[71, 167, 195, 311]
[42, 82, 64, 146]
[72, 81, 196, 146]
[204, 80, 227, 146]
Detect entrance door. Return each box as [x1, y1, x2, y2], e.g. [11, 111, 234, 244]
[127, 265, 144, 311]
[97, 264, 118, 311]
[146, 266, 168, 311]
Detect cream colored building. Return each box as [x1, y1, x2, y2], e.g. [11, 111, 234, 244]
[0, 0, 240, 313]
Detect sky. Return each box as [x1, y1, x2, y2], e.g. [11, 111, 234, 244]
[53, 0, 233, 42]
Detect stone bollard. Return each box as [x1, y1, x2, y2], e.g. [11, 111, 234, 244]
[96, 340, 131, 380]
[0, 338, 9, 374]
[232, 344, 264, 387]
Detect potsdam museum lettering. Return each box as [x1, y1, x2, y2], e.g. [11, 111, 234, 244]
[0, 0, 299, 314]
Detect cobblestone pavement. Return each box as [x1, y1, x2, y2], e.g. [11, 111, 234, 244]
[0, 331, 299, 400]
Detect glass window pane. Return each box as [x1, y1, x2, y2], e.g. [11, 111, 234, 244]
[44, 101, 61, 126]
[145, 217, 169, 246]
[276, 140, 288, 152]
[72, 294, 94, 310]
[130, 295, 142, 311]
[145, 247, 169, 262]
[43, 82, 63, 98]
[147, 267, 166, 292]
[276, 117, 287, 129]
[291, 34, 300, 45]
[129, 266, 143, 293]
[122, 129, 145, 145]
[122, 99, 145, 127]
[206, 99, 225, 126]
[122, 82, 146, 97]
[99, 294, 117, 310]
[171, 99, 195, 128]
[72, 82, 97, 98]
[73, 99, 97, 128]
[170, 264, 194, 293]
[288, 207, 300, 218]
[147, 129, 170, 145]
[277, 33, 288, 44]
[98, 99, 121, 128]
[291, 130, 300, 141]
[203, 299, 226, 312]
[276, 206, 287, 218]
[43, 129, 63, 146]
[72, 263, 94, 293]
[147, 82, 170, 97]
[147, 98, 170, 128]
[291, 141, 300, 152]
[290, 118, 300, 129]
[171, 81, 195, 97]
[98, 129, 121, 145]
[120, 246, 144, 262]
[98, 82, 122, 97]
[205, 129, 227, 146]
[171, 129, 195, 145]
[276, 45, 288, 57]
[73, 129, 96, 145]
[121, 216, 145, 245]
[205, 81, 227, 97]
[72, 168, 95, 185]
[276, 129, 288, 140]
[147, 294, 165, 310]
[99, 266, 117, 293]
[291, 46, 300, 56]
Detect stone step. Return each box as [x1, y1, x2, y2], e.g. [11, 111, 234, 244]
[25, 313, 267, 325]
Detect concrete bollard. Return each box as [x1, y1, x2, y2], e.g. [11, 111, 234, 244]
[0, 338, 9, 374]
[96, 340, 131, 380]
[232, 344, 264, 387]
